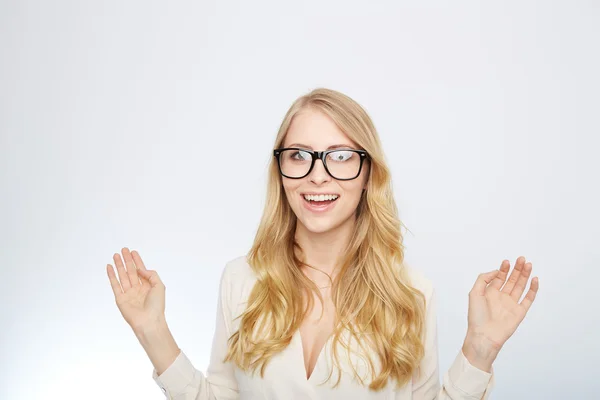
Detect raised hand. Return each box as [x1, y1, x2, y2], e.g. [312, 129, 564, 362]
[107, 247, 167, 332]
[462, 256, 540, 371]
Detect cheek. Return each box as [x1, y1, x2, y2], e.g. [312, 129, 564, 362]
[282, 181, 301, 205]
[338, 182, 365, 206]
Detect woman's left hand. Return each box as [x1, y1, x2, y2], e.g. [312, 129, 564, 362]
[462, 256, 539, 372]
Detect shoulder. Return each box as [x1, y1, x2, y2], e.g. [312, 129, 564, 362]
[399, 260, 435, 301]
[222, 255, 257, 281]
[219, 255, 259, 317]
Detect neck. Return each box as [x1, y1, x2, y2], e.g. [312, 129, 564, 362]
[294, 216, 356, 285]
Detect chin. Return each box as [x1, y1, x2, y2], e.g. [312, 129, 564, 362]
[302, 221, 335, 234]
[290, 197, 356, 235]
[297, 214, 345, 234]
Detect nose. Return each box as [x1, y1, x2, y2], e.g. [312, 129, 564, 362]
[308, 158, 331, 185]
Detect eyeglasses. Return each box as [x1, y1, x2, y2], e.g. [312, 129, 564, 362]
[273, 147, 369, 180]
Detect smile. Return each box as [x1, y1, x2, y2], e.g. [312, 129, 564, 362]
[300, 193, 339, 213]
[303, 194, 339, 202]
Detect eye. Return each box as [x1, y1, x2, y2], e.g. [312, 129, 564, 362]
[327, 150, 354, 162]
[290, 150, 311, 161]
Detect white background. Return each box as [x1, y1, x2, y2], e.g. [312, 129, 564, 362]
[1, 1, 598, 399]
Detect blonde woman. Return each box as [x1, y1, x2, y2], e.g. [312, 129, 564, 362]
[107, 88, 539, 399]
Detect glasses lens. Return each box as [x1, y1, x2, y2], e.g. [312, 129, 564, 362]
[325, 150, 361, 179]
[279, 149, 313, 178]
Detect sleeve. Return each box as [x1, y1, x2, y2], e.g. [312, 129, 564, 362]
[151, 264, 239, 399]
[409, 287, 495, 400]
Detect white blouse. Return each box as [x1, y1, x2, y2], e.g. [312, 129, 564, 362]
[152, 256, 495, 399]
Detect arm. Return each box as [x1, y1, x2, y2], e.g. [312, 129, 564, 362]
[411, 256, 539, 399]
[148, 265, 239, 399]
[409, 288, 495, 400]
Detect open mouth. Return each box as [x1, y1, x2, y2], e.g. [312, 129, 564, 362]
[301, 193, 340, 211]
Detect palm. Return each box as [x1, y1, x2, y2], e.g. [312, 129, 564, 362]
[467, 256, 539, 351]
[119, 282, 163, 327]
[107, 248, 166, 331]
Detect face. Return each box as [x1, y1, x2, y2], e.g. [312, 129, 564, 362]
[280, 107, 369, 235]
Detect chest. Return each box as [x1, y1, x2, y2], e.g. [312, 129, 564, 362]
[230, 291, 409, 398]
[298, 291, 336, 379]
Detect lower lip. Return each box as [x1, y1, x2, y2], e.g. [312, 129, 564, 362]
[301, 196, 339, 213]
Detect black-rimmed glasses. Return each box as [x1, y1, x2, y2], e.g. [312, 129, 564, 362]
[273, 148, 369, 180]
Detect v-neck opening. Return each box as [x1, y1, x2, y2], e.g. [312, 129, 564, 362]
[297, 329, 332, 381]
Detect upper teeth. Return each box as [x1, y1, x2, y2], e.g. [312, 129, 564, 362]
[304, 194, 339, 201]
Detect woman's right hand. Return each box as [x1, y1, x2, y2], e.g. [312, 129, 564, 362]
[107, 247, 166, 332]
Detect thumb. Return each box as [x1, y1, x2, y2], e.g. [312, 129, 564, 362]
[137, 268, 163, 288]
[470, 269, 499, 296]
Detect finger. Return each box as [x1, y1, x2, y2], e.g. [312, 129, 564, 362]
[106, 264, 123, 298]
[500, 256, 525, 294]
[511, 262, 533, 301]
[488, 260, 510, 291]
[113, 252, 131, 291]
[122, 247, 140, 287]
[470, 269, 500, 296]
[519, 276, 539, 313]
[137, 268, 163, 289]
[131, 250, 147, 270]
[131, 250, 150, 290]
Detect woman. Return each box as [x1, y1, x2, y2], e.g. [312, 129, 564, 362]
[107, 88, 539, 399]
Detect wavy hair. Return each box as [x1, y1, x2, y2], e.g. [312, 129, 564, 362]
[224, 88, 427, 390]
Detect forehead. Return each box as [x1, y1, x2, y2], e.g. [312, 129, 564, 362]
[283, 107, 356, 149]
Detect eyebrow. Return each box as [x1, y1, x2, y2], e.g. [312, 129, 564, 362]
[285, 143, 358, 150]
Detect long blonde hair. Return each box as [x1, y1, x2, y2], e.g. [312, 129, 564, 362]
[225, 88, 426, 390]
